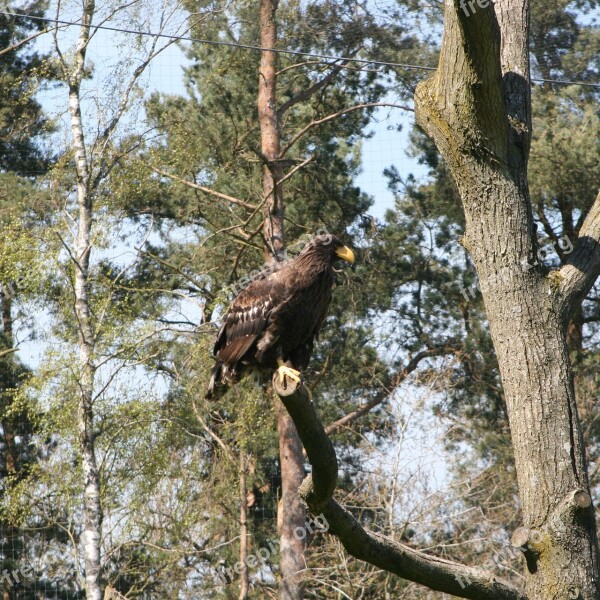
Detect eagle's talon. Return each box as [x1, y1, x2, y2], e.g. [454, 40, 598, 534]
[276, 364, 302, 385]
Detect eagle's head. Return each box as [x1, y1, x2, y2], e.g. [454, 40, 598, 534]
[300, 234, 355, 265]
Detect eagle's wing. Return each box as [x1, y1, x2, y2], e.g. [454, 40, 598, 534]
[214, 275, 286, 365]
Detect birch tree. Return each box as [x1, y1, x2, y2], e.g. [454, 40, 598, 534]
[49, 1, 191, 595]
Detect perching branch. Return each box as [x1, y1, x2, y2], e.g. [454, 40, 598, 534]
[0, 347, 18, 359]
[558, 189, 600, 321]
[273, 375, 527, 600]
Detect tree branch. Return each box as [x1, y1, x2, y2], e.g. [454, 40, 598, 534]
[278, 155, 315, 187]
[324, 345, 452, 436]
[0, 25, 52, 57]
[0, 347, 18, 359]
[149, 166, 258, 210]
[535, 198, 558, 247]
[90, 8, 194, 189]
[280, 103, 413, 158]
[277, 59, 352, 118]
[558, 190, 600, 321]
[273, 376, 527, 600]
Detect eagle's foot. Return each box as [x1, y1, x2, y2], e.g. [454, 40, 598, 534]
[276, 361, 302, 387]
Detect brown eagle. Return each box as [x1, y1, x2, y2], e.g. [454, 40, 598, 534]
[205, 235, 355, 400]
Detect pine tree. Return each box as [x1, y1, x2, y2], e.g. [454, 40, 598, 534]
[107, 0, 430, 595]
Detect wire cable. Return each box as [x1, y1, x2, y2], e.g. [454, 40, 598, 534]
[1, 10, 436, 72]
[2, 9, 600, 87]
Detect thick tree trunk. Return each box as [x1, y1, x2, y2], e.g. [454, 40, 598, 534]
[239, 450, 249, 600]
[415, 1, 600, 598]
[64, 2, 103, 598]
[276, 401, 307, 599]
[258, 1, 306, 598]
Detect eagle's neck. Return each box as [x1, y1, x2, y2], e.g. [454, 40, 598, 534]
[293, 250, 332, 276]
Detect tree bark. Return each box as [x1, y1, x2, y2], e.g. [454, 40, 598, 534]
[259, 0, 285, 261]
[258, 2, 307, 598]
[0, 287, 17, 600]
[63, 2, 103, 598]
[414, 1, 600, 598]
[239, 449, 249, 600]
[276, 401, 306, 599]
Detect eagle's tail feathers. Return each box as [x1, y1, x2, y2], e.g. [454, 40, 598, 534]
[205, 362, 226, 401]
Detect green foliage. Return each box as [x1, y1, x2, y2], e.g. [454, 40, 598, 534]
[0, 3, 55, 175]
[1, 0, 597, 597]
[89, 0, 433, 594]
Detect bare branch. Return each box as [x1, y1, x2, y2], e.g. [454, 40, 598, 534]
[281, 103, 413, 157]
[276, 59, 333, 76]
[324, 345, 453, 436]
[87, 0, 141, 42]
[0, 347, 18, 359]
[0, 26, 53, 57]
[91, 8, 190, 187]
[52, 0, 71, 85]
[535, 198, 558, 247]
[191, 400, 236, 463]
[277, 59, 352, 118]
[278, 155, 315, 187]
[149, 166, 258, 210]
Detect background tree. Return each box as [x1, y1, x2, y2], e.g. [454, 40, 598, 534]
[3, 1, 200, 596]
[0, 4, 60, 598]
[1, 0, 598, 597]
[111, 0, 437, 597]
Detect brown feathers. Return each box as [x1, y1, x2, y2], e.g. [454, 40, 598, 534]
[205, 235, 354, 400]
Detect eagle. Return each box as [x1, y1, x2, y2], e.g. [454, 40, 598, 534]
[205, 235, 355, 400]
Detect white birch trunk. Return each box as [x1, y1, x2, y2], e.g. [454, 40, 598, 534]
[65, 1, 103, 598]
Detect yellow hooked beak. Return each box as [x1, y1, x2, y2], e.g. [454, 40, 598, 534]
[335, 245, 355, 264]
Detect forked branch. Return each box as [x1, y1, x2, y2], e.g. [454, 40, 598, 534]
[273, 376, 527, 600]
[558, 190, 600, 321]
